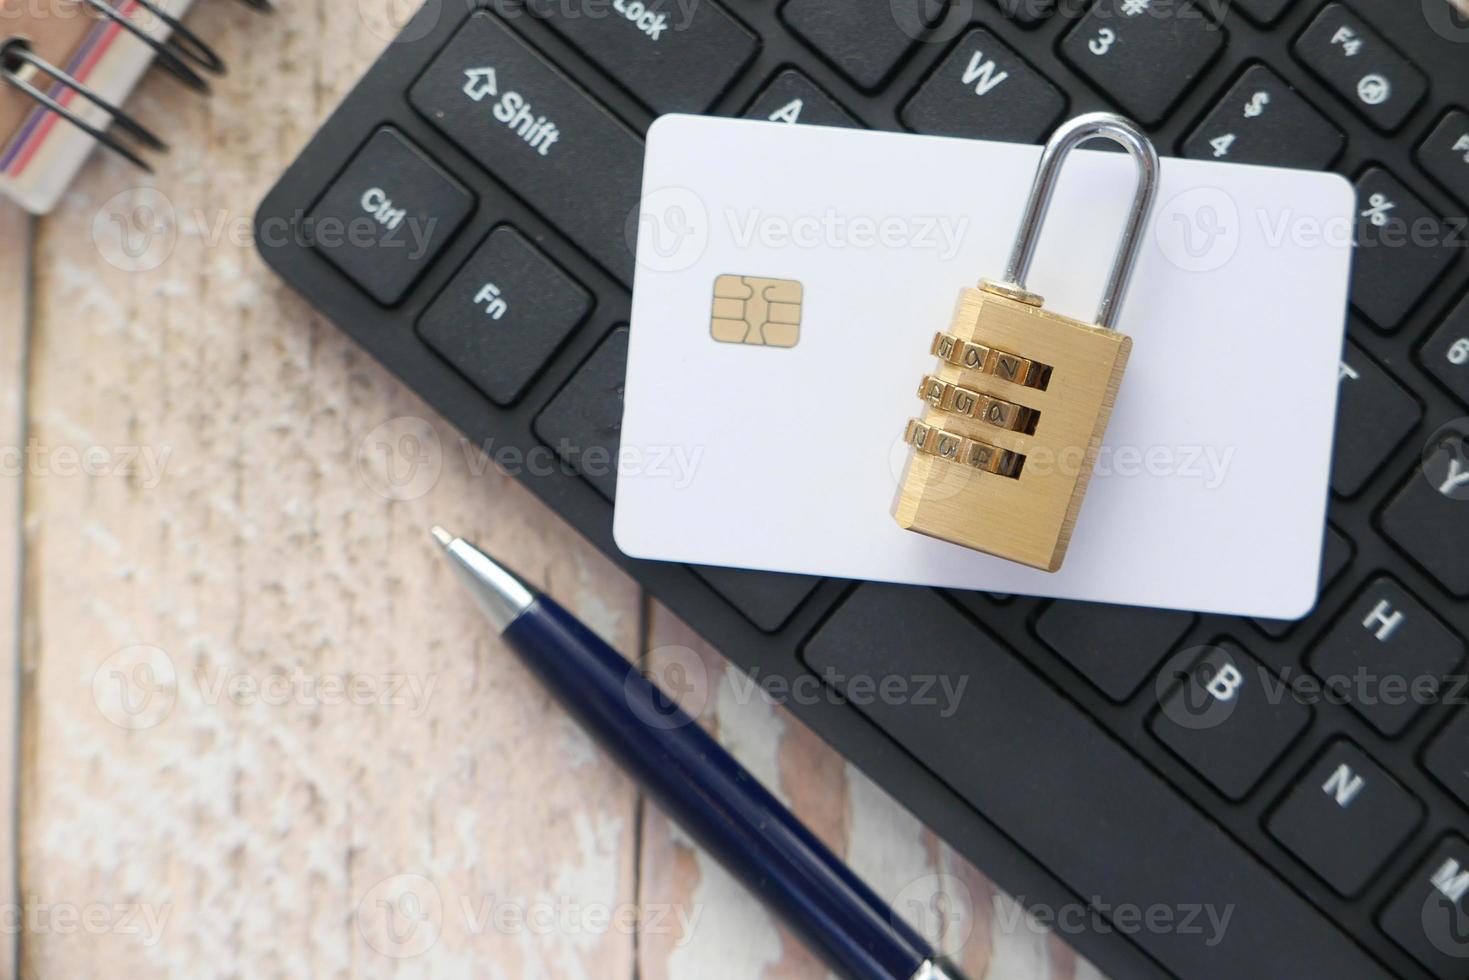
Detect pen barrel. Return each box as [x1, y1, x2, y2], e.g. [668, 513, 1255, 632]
[503, 596, 934, 980]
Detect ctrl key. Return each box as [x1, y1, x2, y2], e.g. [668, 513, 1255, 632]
[1380, 836, 1469, 978]
[306, 128, 475, 306]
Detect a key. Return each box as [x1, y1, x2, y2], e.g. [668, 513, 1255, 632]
[1381, 424, 1469, 597]
[305, 128, 474, 306]
[689, 565, 823, 633]
[1332, 340, 1422, 496]
[742, 68, 860, 128]
[1150, 641, 1312, 800]
[1294, 3, 1427, 132]
[899, 29, 1066, 144]
[1424, 710, 1469, 811]
[534, 327, 629, 501]
[408, 11, 644, 285]
[1058, 0, 1226, 127]
[1379, 836, 1469, 977]
[1419, 109, 1469, 208]
[782, 0, 928, 90]
[1266, 739, 1422, 896]
[1307, 576, 1466, 736]
[1252, 524, 1354, 637]
[1422, 292, 1469, 408]
[803, 586, 1382, 979]
[525, 0, 757, 113]
[1181, 64, 1345, 170]
[418, 225, 592, 406]
[1035, 600, 1195, 700]
[1350, 168, 1459, 331]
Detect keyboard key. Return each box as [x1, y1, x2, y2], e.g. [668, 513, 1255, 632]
[743, 68, 860, 128]
[989, 0, 1056, 26]
[1419, 109, 1469, 208]
[306, 128, 474, 306]
[1380, 836, 1469, 976]
[1059, 0, 1226, 127]
[1351, 168, 1459, 331]
[1151, 642, 1311, 799]
[1035, 600, 1195, 700]
[1382, 424, 1469, 597]
[1422, 293, 1469, 407]
[689, 565, 822, 632]
[1424, 710, 1469, 811]
[1267, 739, 1422, 896]
[803, 586, 1385, 979]
[1308, 576, 1466, 736]
[534, 327, 629, 501]
[525, 0, 757, 113]
[1293, 3, 1427, 133]
[782, 0, 926, 90]
[1332, 341, 1422, 496]
[418, 226, 592, 406]
[1181, 64, 1345, 169]
[1253, 524, 1354, 637]
[1230, 0, 1293, 25]
[899, 29, 1066, 143]
[409, 11, 644, 285]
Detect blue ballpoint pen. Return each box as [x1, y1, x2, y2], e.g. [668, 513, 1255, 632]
[431, 526, 965, 980]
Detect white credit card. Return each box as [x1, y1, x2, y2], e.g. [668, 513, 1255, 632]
[615, 115, 1356, 618]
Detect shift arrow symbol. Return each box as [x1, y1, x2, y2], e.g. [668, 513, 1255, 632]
[463, 67, 498, 102]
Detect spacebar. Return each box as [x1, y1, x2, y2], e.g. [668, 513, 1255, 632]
[802, 585, 1389, 980]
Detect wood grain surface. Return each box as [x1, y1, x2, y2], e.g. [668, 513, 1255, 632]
[0, 2, 1113, 977]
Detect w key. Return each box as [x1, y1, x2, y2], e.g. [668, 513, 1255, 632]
[900, 29, 1066, 143]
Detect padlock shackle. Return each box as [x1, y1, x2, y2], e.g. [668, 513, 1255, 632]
[1000, 112, 1160, 331]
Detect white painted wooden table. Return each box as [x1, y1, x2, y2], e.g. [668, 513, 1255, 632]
[0, 3, 1106, 976]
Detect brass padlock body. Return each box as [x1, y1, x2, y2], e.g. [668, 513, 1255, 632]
[893, 285, 1130, 572]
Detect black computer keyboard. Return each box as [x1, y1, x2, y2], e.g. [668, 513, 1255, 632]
[255, 1, 1469, 976]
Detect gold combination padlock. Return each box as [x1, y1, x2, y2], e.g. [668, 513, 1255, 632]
[894, 113, 1160, 572]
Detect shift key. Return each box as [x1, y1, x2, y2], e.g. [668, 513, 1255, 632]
[410, 11, 643, 284]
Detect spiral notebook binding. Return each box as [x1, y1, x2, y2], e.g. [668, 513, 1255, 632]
[0, 0, 271, 173]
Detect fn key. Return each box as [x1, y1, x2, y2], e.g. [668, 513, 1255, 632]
[419, 226, 592, 406]
[306, 128, 474, 306]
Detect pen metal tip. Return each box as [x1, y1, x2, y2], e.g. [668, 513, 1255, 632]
[430, 526, 455, 549]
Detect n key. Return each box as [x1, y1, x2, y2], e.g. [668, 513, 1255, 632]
[1267, 740, 1422, 896]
